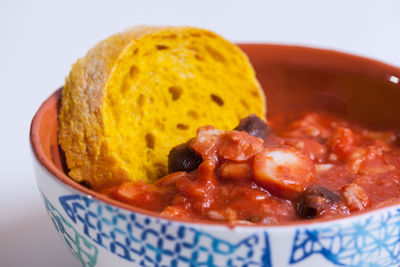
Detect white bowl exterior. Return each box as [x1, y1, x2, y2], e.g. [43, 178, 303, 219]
[32, 152, 400, 267]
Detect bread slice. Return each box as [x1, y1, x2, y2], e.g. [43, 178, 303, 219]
[58, 26, 265, 189]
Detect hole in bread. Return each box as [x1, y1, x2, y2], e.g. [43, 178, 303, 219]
[137, 94, 145, 106]
[204, 32, 216, 38]
[195, 54, 205, 61]
[163, 34, 177, 39]
[251, 90, 259, 97]
[187, 45, 204, 61]
[187, 110, 198, 119]
[121, 82, 130, 94]
[205, 45, 225, 62]
[177, 124, 189, 130]
[130, 66, 139, 77]
[211, 94, 224, 106]
[187, 44, 199, 51]
[156, 44, 169, 50]
[240, 100, 249, 109]
[169, 86, 183, 101]
[145, 133, 155, 149]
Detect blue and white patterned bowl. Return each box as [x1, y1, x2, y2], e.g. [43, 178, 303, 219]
[31, 44, 400, 267]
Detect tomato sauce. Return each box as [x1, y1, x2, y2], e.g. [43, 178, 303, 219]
[102, 113, 400, 225]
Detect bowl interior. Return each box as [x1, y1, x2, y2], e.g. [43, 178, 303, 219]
[31, 44, 400, 224]
[242, 44, 400, 129]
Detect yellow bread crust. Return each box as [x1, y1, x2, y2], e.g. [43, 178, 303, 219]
[59, 26, 266, 189]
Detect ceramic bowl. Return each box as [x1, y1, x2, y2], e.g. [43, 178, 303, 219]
[31, 44, 400, 267]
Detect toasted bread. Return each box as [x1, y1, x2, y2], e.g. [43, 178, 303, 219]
[58, 26, 265, 189]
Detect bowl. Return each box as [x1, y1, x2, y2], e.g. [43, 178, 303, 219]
[31, 44, 400, 267]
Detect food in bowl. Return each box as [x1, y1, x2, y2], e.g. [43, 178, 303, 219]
[102, 112, 400, 224]
[57, 25, 400, 225]
[31, 42, 400, 267]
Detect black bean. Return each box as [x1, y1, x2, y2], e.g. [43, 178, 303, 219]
[168, 143, 202, 173]
[234, 114, 269, 141]
[296, 185, 340, 219]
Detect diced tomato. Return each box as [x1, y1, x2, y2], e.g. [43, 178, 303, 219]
[101, 113, 400, 225]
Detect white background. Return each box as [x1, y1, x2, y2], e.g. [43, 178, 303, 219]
[1, 1, 400, 266]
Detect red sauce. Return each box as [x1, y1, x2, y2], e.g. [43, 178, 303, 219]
[101, 113, 400, 225]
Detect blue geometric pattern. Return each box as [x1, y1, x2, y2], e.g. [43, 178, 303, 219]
[290, 209, 400, 266]
[41, 193, 98, 267]
[59, 194, 272, 266]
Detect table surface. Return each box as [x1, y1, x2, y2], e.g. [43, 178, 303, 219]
[1, 0, 400, 266]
